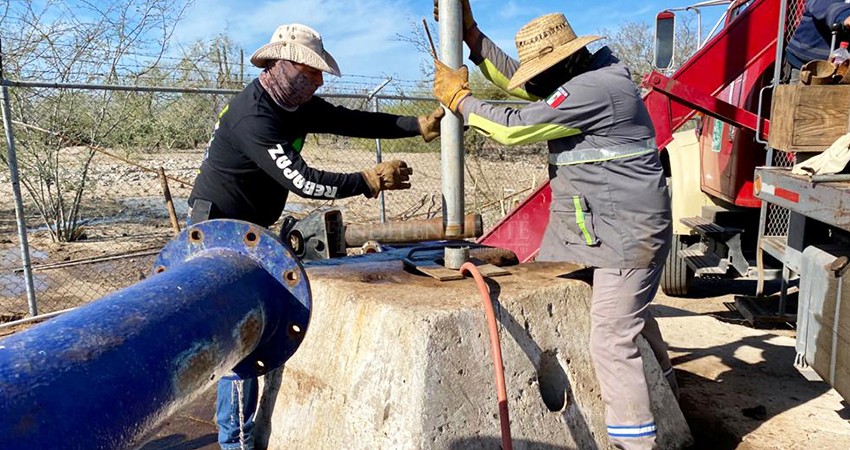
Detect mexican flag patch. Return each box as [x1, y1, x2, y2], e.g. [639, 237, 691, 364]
[546, 87, 569, 108]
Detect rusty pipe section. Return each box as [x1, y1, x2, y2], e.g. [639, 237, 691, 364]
[344, 214, 482, 247]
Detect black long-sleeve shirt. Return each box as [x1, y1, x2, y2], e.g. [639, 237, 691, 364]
[189, 79, 420, 227]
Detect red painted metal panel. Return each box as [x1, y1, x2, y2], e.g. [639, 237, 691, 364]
[477, 183, 550, 263]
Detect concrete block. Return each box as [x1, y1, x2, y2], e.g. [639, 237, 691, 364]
[255, 259, 691, 449]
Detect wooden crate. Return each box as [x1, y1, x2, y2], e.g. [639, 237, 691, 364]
[769, 84, 850, 152]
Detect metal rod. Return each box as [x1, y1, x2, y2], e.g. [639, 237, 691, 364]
[778, 264, 791, 316]
[686, 7, 704, 48]
[366, 78, 393, 224]
[159, 167, 181, 236]
[374, 97, 387, 223]
[438, 0, 465, 237]
[1, 85, 38, 317]
[812, 173, 850, 183]
[344, 214, 482, 247]
[14, 248, 161, 273]
[0, 307, 76, 331]
[423, 18, 439, 59]
[756, 146, 777, 297]
[773, 0, 789, 86]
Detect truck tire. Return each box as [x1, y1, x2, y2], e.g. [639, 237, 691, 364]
[660, 235, 694, 297]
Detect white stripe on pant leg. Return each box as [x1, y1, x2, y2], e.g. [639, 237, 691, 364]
[663, 367, 674, 377]
[607, 422, 657, 438]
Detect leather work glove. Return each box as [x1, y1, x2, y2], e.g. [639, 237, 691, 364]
[433, 60, 471, 113]
[418, 106, 445, 143]
[361, 160, 413, 198]
[433, 0, 476, 33]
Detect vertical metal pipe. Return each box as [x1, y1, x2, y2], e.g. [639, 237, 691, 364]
[756, 0, 788, 296]
[374, 97, 387, 223]
[439, 0, 465, 237]
[773, 0, 788, 87]
[1, 84, 38, 316]
[366, 78, 391, 223]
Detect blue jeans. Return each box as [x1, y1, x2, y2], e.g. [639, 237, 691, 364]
[216, 375, 258, 450]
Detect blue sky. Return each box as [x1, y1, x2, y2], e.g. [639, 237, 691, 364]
[174, 0, 727, 82]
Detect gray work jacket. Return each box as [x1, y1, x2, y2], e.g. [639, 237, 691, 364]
[461, 40, 671, 269]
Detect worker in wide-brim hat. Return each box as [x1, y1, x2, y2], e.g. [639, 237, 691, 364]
[189, 23, 445, 450]
[433, 4, 677, 450]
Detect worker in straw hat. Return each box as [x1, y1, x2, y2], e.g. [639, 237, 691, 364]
[433, 3, 677, 449]
[188, 23, 445, 450]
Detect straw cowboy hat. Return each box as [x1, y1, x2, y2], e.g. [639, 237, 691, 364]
[250, 23, 341, 76]
[507, 13, 603, 90]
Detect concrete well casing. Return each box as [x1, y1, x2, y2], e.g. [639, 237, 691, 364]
[254, 260, 692, 449]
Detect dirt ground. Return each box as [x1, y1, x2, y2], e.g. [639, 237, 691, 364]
[654, 279, 850, 450]
[132, 277, 850, 450]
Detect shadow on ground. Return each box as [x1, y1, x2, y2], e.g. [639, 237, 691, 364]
[657, 300, 837, 449]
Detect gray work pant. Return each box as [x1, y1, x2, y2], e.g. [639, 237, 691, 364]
[589, 265, 676, 450]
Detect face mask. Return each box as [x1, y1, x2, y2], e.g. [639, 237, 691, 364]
[260, 60, 319, 108]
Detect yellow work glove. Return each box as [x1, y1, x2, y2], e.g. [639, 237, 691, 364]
[417, 106, 445, 143]
[433, 0, 476, 33]
[433, 60, 471, 113]
[361, 160, 413, 198]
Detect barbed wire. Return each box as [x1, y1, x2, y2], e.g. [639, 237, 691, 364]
[0, 25, 498, 96]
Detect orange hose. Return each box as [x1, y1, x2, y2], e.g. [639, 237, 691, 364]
[459, 262, 513, 450]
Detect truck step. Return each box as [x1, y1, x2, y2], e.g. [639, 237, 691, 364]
[680, 216, 743, 238]
[679, 247, 728, 276]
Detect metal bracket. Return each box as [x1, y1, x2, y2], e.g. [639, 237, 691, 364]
[401, 244, 510, 282]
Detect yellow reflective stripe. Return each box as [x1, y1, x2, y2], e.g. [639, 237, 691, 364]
[218, 104, 229, 119]
[573, 196, 594, 245]
[468, 113, 581, 146]
[479, 60, 540, 101]
[552, 149, 655, 166]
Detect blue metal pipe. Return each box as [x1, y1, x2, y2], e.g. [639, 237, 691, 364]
[0, 220, 311, 450]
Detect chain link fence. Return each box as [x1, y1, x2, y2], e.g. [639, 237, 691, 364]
[0, 80, 546, 326]
[762, 0, 806, 242]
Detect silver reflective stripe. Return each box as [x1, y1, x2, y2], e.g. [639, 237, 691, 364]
[548, 138, 657, 166]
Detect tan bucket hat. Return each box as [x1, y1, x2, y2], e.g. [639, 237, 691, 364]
[250, 24, 341, 76]
[507, 13, 603, 90]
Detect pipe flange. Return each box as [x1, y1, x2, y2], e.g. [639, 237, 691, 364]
[153, 219, 311, 378]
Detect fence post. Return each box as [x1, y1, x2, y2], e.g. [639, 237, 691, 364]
[367, 78, 392, 223]
[372, 97, 386, 222]
[0, 53, 38, 316]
